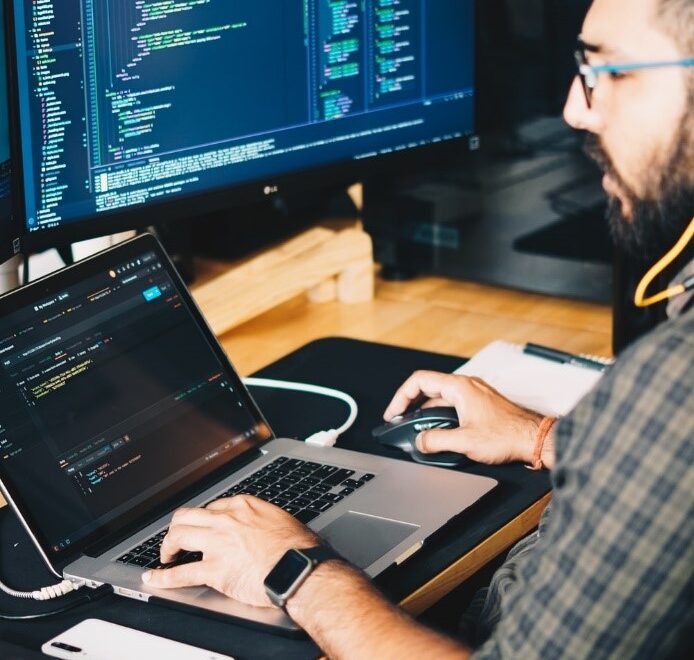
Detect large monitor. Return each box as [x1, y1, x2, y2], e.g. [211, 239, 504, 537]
[8, 0, 476, 251]
[0, 0, 19, 265]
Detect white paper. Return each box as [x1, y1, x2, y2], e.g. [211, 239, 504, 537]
[454, 341, 605, 417]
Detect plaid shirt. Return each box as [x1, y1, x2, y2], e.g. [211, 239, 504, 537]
[472, 265, 694, 659]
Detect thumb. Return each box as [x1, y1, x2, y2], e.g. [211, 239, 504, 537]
[416, 428, 469, 455]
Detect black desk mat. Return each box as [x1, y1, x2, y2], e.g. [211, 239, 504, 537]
[0, 338, 550, 658]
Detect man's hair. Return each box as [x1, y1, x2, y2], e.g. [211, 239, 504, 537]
[656, 0, 694, 54]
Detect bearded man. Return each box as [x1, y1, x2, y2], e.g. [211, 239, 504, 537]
[143, 1, 693, 657]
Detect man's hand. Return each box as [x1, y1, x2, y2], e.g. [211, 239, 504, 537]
[384, 371, 544, 465]
[142, 496, 319, 607]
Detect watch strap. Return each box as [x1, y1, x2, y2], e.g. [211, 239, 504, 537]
[299, 544, 343, 566]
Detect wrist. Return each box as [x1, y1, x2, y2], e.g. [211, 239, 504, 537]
[518, 412, 544, 464]
[529, 416, 557, 470]
[285, 559, 360, 624]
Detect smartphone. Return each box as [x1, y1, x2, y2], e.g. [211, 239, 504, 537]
[41, 619, 234, 660]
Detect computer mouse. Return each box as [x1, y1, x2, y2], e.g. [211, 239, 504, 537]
[372, 407, 468, 468]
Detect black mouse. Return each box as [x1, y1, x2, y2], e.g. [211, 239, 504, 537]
[372, 407, 468, 468]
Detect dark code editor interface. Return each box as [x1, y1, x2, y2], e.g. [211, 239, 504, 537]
[0, 250, 264, 553]
[14, 0, 475, 232]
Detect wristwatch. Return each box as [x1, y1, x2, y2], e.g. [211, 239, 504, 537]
[264, 545, 342, 609]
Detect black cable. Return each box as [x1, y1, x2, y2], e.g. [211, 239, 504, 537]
[0, 584, 113, 621]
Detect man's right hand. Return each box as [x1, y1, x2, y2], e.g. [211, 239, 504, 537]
[384, 371, 545, 466]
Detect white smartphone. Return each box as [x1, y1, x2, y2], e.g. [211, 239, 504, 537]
[41, 619, 234, 660]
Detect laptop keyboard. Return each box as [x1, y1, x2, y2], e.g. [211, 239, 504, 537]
[117, 456, 375, 569]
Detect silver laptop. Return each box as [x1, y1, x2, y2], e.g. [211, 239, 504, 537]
[0, 234, 496, 633]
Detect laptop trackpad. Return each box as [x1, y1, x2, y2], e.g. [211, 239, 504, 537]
[319, 512, 419, 569]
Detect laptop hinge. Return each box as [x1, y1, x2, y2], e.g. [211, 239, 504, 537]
[84, 447, 264, 557]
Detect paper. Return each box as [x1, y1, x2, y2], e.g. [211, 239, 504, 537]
[454, 341, 605, 417]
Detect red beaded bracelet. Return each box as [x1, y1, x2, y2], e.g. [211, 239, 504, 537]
[529, 417, 557, 471]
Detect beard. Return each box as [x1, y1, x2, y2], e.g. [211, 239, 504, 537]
[583, 125, 694, 263]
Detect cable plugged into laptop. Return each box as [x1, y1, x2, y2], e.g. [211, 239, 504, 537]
[242, 378, 358, 448]
[0, 576, 84, 601]
[0, 584, 113, 622]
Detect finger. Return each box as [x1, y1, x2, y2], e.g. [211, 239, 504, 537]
[416, 428, 471, 455]
[384, 371, 457, 420]
[160, 524, 214, 563]
[206, 494, 262, 512]
[142, 562, 210, 590]
[171, 507, 220, 527]
[420, 398, 448, 409]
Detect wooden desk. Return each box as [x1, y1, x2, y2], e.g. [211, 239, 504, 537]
[208, 270, 612, 615]
[215, 273, 612, 378]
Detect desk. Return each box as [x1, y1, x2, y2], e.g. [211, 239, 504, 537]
[1, 338, 551, 659]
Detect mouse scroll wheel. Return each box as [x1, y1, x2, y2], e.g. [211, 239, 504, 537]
[413, 421, 454, 432]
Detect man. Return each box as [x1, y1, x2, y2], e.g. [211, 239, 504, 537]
[143, 0, 693, 657]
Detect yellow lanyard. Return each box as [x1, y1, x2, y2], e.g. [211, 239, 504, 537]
[634, 217, 694, 308]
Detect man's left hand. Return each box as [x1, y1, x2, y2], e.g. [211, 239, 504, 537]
[142, 496, 320, 607]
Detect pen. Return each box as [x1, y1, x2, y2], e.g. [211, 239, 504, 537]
[523, 343, 608, 372]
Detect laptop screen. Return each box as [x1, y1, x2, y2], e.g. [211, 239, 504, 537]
[0, 236, 271, 562]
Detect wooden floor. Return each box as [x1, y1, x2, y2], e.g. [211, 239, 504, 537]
[215, 274, 613, 377]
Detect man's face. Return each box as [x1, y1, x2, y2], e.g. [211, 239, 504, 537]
[563, 0, 693, 259]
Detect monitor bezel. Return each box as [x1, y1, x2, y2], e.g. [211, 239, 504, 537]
[5, 0, 479, 254]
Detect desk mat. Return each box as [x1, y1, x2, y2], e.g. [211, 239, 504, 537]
[0, 338, 550, 659]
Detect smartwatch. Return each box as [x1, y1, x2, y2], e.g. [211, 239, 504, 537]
[264, 545, 342, 609]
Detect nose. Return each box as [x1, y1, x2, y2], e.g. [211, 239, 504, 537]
[563, 77, 604, 134]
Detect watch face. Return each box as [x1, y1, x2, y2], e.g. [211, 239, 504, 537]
[265, 550, 312, 598]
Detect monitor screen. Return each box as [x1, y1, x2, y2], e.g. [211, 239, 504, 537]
[10, 0, 476, 246]
[0, 0, 18, 264]
[0, 236, 271, 562]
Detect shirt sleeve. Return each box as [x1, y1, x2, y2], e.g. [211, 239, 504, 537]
[473, 321, 694, 660]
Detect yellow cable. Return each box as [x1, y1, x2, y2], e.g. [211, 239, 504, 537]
[634, 216, 694, 308]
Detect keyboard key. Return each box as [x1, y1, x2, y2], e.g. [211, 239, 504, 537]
[300, 476, 320, 487]
[313, 466, 338, 480]
[293, 497, 313, 508]
[321, 493, 344, 503]
[285, 459, 305, 469]
[270, 457, 289, 466]
[313, 483, 332, 493]
[339, 487, 355, 496]
[323, 469, 355, 486]
[118, 553, 135, 563]
[129, 555, 152, 567]
[270, 497, 291, 507]
[295, 510, 319, 524]
[341, 479, 364, 489]
[307, 500, 333, 513]
[303, 462, 321, 472]
[360, 473, 375, 482]
[283, 505, 301, 515]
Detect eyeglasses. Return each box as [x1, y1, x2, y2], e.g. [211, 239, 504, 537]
[574, 45, 694, 108]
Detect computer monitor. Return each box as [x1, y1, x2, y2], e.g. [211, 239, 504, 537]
[0, 0, 19, 265]
[7, 0, 477, 252]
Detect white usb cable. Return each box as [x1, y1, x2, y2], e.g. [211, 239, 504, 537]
[0, 576, 82, 601]
[242, 378, 358, 447]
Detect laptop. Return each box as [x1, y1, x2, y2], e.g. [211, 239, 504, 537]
[0, 234, 496, 634]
